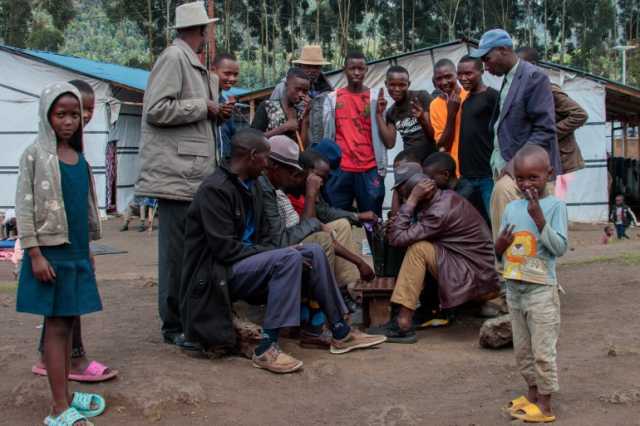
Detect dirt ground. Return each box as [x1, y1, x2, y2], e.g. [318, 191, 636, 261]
[2, 219, 640, 425]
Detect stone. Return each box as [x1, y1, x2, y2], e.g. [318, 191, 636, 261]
[479, 314, 513, 349]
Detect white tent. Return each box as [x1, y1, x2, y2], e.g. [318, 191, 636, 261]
[325, 40, 610, 222]
[0, 45, 145, 215]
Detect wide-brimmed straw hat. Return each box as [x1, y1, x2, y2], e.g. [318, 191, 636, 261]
[173, 1, 219, 30]
[292, 45, 331, 66]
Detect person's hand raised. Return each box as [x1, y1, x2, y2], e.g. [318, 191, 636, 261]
[305, 172, 324, 198]
[407, 179, 437, 205]
[376, 88, 388, 115]
[526, 188, 546, 231]
[495, 224, 516, 256]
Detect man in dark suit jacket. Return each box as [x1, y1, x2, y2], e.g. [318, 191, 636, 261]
[470, 29, 561, 241]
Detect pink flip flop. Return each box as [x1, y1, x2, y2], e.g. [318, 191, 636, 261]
[69, 361, 118, 383]
[32, 361, 118, 382]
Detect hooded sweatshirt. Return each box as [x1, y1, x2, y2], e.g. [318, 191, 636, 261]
[15, 82, 101, 249]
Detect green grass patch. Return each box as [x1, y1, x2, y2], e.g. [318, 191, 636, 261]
[0, 281, 17, 294]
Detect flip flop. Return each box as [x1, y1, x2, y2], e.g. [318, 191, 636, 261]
[32, 364, 47, 377]
[511, 403, 556, 423]
[71, 392, 106, 418]
[505, 395, 531, 414]
[44, 406, 93, 426]
[68, 361, 118, 383]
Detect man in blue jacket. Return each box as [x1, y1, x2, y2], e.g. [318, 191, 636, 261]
[470, 29, 560, 242]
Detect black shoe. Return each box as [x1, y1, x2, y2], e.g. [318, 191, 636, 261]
[367, 319, 417, 344]
[162, 331, 181, 345]
[137, 224, 147, 232]
[174, 333, 204, 352]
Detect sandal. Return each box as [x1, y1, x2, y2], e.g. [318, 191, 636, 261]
[69, 361, 118, 383]
[505, 395, 531, 414]
[44, 407, 93, 426]
[71, 392, 106, 418]
[511, 403, 556, 423]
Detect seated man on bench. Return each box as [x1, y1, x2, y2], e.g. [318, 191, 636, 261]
[374, 163, 500, 343]
[181, 129, 385, 374]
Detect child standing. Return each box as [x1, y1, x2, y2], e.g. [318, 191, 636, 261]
[16, 82, 106, 425]
[495, 145, 568, 423]
[33, 80, 118, 384]
[609, 194, 635, 240]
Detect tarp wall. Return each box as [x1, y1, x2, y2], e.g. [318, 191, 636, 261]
[108, 103, 142, 212]
[0, 50, 111, 214]
[327, 42, 608, 222]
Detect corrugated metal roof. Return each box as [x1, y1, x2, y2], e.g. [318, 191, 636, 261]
[0, 44, 251, 96]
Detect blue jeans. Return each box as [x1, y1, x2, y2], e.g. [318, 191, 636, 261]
[325, 168, 385, 217]
[456, 177, 494, 219]
[615, 223, 629, 239]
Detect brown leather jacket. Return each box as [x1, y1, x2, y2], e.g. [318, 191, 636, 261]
[388, 190, 500, 309]
[552, 84, 588, 174]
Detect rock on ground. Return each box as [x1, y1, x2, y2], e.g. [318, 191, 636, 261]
[479, 314, 513, 349]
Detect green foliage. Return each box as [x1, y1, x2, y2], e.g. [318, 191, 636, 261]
[28, 7, 64, 51]
[0, 0, 33, 48]
[60, 4, 151, 68]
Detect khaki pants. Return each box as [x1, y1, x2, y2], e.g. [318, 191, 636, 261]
[390, 241, 438, 310]
[490, 175, 555, 242]
[506, 281, 561, 395]
[302, 219, 360, 288]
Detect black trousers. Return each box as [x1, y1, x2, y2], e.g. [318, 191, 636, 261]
[158, 199, 190, 336]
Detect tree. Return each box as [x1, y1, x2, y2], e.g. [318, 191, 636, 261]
[61, 3, 151, 68]
[28, 6, 65, 51]
[0, 0, 33, 48]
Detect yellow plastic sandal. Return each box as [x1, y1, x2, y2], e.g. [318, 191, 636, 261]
[511, 403, 556, 423]
[505, 395, 531, 414]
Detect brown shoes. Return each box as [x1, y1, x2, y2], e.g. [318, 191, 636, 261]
[252, 344, 304, 374]
[298, 329, 332, 349]
[330, 329, 387, 354]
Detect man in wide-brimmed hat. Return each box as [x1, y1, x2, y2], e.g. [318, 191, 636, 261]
[271, 45, 333, 101]
[136, 1, 220, 349]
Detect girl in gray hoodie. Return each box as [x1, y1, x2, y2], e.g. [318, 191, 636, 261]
[16, 82, 105, 425]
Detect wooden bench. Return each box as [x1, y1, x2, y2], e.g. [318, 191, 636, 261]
[353, 277, 396, 328]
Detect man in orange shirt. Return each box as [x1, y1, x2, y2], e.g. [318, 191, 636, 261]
[429, 59, 468, 174]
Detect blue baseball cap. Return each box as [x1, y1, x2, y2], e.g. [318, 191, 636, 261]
[470, 29, 513, 58]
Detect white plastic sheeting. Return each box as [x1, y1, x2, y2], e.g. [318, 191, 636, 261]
[0, 49, 111, 214]
[327, 42, 609, 222]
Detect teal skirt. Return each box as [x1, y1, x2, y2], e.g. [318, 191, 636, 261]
[16, 251, 102, 317]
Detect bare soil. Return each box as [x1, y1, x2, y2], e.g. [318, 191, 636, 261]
[1, 220, 640, 425]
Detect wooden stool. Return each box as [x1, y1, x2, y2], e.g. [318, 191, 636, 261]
[353, 277, 396, 328]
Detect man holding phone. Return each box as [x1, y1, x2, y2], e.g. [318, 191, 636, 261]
[212, 52, 240, 160]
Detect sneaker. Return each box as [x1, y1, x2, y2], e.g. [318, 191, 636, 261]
[252, 344, 304, 374]
[330, 329, 386, 354]
[137, 224, 147, 232]
[299, 329, 332, 349]
[119, 224, 129, 232]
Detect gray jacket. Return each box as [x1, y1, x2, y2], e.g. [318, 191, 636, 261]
[135, 38, 219, 201]
[16, 83, 101, 249]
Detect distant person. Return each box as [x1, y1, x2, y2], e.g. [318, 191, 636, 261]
[252, 67, 311, 146]
[601, 225, 614, 245]
[456, 55, 498, 219]
[321, 50, 394, 217]
[495, 145, 568, 423]
[429, 58, 469, 173]
[135, 1, 220, 348]
[517, 46, 588, 198]
[212, 52, 241, 160]
[372, 163, 500, 343]
[377, 65, 435, 162]
[470, 29, 560, 242]
[609, 194, 636, 239]
[16, 82, 106, 425]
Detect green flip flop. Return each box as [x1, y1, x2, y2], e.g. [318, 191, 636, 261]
[71, 392, 106, 418]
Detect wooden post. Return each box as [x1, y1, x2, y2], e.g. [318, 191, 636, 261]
[207, 0, 217, 69]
